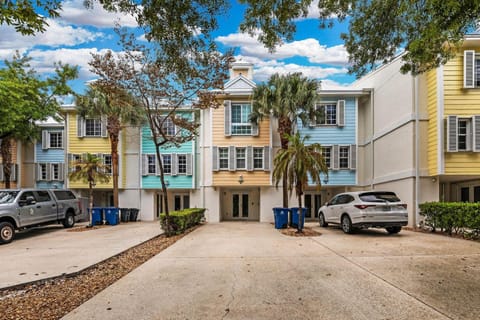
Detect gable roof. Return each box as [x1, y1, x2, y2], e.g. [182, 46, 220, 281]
[224, 74, 256, 95]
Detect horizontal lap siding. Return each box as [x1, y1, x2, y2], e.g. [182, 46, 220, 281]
[142, 175, 193, 189]
[212, 99, 271, 186]
[35, 145, 64, 163]
[298, 97, 356, 185]
[442, 52, 480, 174]
[427, 69, 438, 175]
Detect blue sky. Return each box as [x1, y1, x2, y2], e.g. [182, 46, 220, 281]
[0, 0, 355, 93]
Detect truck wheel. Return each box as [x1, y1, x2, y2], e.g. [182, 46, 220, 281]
[63, 212, 75, 228]
[0, 222, 15, 244]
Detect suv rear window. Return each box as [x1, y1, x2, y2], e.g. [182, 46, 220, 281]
[359, 192, 400, 203]
[53, 190, 76, 200]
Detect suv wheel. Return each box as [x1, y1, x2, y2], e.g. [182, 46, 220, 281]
[341, 215, 353, 234]
[386, 226, 401, 234]
[318, 213, 328, 227]
[0, 222, 15, 244]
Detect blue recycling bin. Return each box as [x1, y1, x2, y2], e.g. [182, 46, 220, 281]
[290, 207, 307, 229]
[104, 207, 119, 225]
[272, 207, 289, 229]
[90, 207, 103, 225]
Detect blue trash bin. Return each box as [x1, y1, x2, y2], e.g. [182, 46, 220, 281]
[104, 207, 119, 225]
[90, 207, 103, 225]
[272, 207, 289, 229]
[290, 207, 307, 229]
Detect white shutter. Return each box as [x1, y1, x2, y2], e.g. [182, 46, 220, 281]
[36, 164, 42, 181]
[77, 116, 85, 137]
[464, 50, 475, 88]
[59, 163, 64, 181]
[186, 154, 193, 176]
[0, 164, 3, 181]
[349, 145, 357, 170]
[224, 100, 231, 136]
[251, 122, 259, 136]
[46, 163, 51, 181]
[42, 130, 49, 149]
[101, 116, 108, 137]
[447, 115, 458, 152]
[263, 146, 270, 171]
[229, 146, 235, 171]
[246, 146, 253, 171]
[212, 147, 218, 171]
[337, 100, 345, 126]
[332, 145, 339, 170]
[67, 154, 73, 173]
[473, 116, 480, 152]
[141, 154, 148, 176]
[171, 154, 178, 176]
[10, 164, 16, 182]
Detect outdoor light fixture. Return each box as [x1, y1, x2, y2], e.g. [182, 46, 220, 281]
[238, 175, 244, 184]
[323, 176, 329, 185]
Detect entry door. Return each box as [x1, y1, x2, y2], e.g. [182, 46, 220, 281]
[304, 194, 322, 220]
[232, 193, 249, 219]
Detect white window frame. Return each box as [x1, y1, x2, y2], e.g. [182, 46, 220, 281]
[253, 147, 264, 170]
[339, 146, 350, 169]
[231, 103, 252, 135]
[147, 154, 156, 175]
[321, 146, 332, 169]
[85, 118, 103, 137]
[219, 147, 229, 170]
[177, 154, 187, 174]
[49, 131, 63, 148]
[235, 147, 246, 170]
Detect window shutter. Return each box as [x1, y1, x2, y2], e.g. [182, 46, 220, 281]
[171, 154, 178, 176]
[229, 146, 235, 171]
[60, 132, 64, 149]
[263, 146, 270, 171]
[464, 50, 475, 88]
[77, 116, 85, 137]
[473, 116, 480, 152]
[337, 100, 345, 126]
[251, 122, 259, 136]
[0, 164, 3, 181]
[67, 154, 73, 173]
[447, 115, 458, 152]
[101, 116, 108, 137]
[186, 154, 193, 175]
[42, 130, 49, 149]
[332, 145, 339, 170]
[46, 163, 52, 181]
[36, 164, 41, 181]
[10, 164, 16, 182]
[246, 146, 253, 171]
[224, 100, 231, 136]
[141, 154, 148, 176]
[59, 163, 64, 181]
[349, 145, 357, 169]
[212, 147, 218, 171]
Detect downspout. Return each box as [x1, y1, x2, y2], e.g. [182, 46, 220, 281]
[414, 76, 420, 228]
[370, 89, 375, 190]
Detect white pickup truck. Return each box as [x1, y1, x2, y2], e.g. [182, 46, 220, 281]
[0, 189, 82, 244]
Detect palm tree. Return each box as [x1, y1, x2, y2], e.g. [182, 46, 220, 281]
[68, 153, 110, 226]
[273, 133, 328, 232]
[251, 73, 318, 207]
[75, 84, 143, 208]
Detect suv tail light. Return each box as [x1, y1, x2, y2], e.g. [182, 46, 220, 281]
[354, 204, 375, 210]
[400, 204, 407, 209]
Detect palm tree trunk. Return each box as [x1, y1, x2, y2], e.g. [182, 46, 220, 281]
[1, 138, 12, 189]
[297, 183, 303, 232]
[107, 117, 120, 208]
[278, 116, 292, 208]
[88, 181, 94, 227]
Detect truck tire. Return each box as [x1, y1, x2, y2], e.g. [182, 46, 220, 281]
[63, 212, 75, 228]
[0, 221, 15, 244]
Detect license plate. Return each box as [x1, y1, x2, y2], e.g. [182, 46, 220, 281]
[382, 206, 391, 211]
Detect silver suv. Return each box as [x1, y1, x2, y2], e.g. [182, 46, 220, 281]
[318, 191, 408, 234]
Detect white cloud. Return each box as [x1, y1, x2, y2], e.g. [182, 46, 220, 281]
[60, 0, 138, 28]
[27, 48, 117, 81]
[216, 32, 348, 66]
[0, 19, 103, 54]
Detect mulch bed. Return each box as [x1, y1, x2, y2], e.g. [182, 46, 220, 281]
[279, 226, 322, 237]
[0, 225, 201, 320]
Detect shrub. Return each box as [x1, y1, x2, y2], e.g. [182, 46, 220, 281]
[159, 208, 206, 235]
[419, 202, 480, 237]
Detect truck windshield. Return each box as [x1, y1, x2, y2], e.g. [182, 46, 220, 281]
[0, 191, 19, 204]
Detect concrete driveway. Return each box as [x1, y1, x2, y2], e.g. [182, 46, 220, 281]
[63, 222, 480, 320]
[0, 221, 162, 289]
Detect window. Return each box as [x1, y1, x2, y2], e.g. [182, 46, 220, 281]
[321, 147, 331, 168]
[39, 163, 48, 180]
[162, 117, 176, 136]
[236, 148, 246, 169]
[35, 190, 52, 202]
[51, 163, 60, 180]
[103, 155, 112, 174]
[316, 104, 337, 125]
[253, 147, 263, 169]
[231, 103, 252, 135]
[72, 154, 81, 172]
[177, 154, 187, 174]
[147, 155, 156, 174]
[85, 118, 102, 136]
[49, 132, 62, 148]
[162, 154, 172, 174]
[446, 115, 479, 152]
[219, 147, 229, 170]
[464, 50, 480, 88]
[339, 146, 349, 169]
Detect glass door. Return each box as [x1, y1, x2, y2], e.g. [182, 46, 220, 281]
[232, 193, 249, 219]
